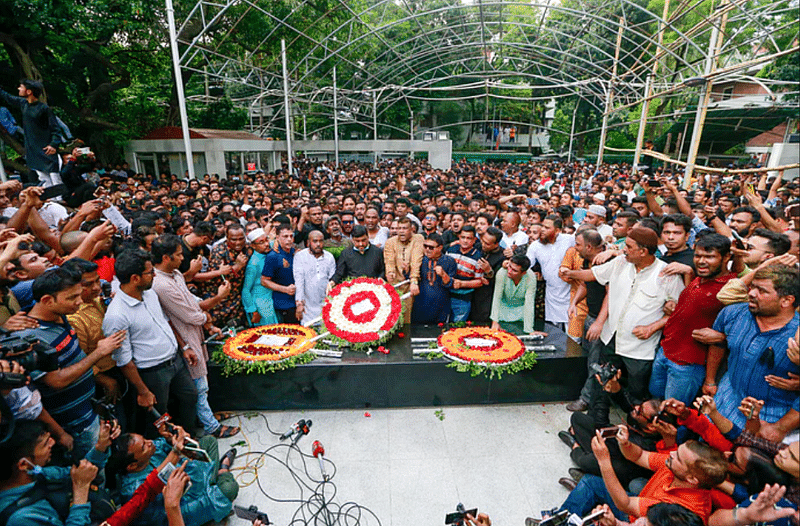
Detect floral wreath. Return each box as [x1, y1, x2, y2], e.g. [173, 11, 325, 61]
[426, 327, 537, 379]
[322, 277, 403, 348]
[213, 324, 318, 376]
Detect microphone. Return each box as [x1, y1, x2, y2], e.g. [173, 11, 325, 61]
[312, 440, 329, 481]
[291, 419, 312, 445]
[280, 419, 304, 441]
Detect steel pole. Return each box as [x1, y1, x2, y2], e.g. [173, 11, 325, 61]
[281, 39, 293, 176]
[166, 0, 195, 179]
[633, 74, 653, 170]
[598, 17, 624, 166]
[333, 66, 339, 168]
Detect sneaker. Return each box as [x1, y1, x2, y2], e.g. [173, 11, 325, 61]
[524, 519, 541, 526]
[566, 399, 589, 412]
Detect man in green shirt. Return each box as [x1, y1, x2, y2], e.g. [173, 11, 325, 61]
[490, 254, 546, 336]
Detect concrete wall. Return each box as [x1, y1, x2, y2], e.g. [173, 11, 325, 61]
[126, 138, 452, 176]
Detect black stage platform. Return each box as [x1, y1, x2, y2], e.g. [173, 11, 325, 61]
[208, 323, 588, 411]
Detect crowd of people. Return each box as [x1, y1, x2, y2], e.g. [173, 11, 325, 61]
[0, 79, 798, 525]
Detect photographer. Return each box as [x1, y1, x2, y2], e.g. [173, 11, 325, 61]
[16, 267, 125, 459]
[111, 423, 238, 526]
[0, 418, 119, 526]
[558, 368, 673, 491]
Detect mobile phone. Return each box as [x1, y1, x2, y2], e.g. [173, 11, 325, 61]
[77, 147, 91, 156]
[581, 509, 605, 525]
[730, 229, 746, 250]
[648, 179, 662, 187]
[540, 510, 569, 526]
[445, 508, 478, 524]
[746, 183, 755, 194]
[157, 462, 192, 494]
[182, 443, 212, 463]
[656, 410, 678, 427]
[599, 426, 619, 438]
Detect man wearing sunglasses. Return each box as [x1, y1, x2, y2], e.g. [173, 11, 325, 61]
[709, 264, 799, 442]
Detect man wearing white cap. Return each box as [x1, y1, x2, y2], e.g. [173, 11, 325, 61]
[584, 204, 613, 243]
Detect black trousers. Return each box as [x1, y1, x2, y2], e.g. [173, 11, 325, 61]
[569, 411, 653, 488]
[138, 353, 197, 435]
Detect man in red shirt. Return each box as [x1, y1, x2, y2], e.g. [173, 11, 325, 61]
[560, 425, 728, 523]
[649, 233, 736, 404]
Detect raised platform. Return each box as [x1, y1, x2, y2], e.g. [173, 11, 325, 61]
[208, 323, 588, 411]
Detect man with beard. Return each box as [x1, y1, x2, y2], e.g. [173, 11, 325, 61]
[708, 264, 798, 441]
[728, 206, 760, 239]
[296, 202, 325, 246]
[294, 230, 335, 325]
[365, 206, 390, 248]
[203, 224, 249, 327]
[384, 217, 423, 324]
[526, 215, 575, 331]
[323, 215, 353, 260]
[339, 210, 356, 238]
[103, 250, 198, 433]
[560, 226, 684, 403]
[648, 233, 736, 403]
[443, 211, 465, 247]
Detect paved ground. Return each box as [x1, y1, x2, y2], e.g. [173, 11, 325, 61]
[216, 402, 580, 526]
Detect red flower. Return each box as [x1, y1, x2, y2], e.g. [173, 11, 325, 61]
[377, 346, 389, 354]
[466, 321, 472, 326]
[438, 323, 444, 327]
[397, 332, 405, 338]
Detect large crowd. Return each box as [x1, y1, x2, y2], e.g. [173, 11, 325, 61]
[0, 80, 798, 526]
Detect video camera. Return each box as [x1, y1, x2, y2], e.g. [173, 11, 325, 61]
[589, 362, 619, 386]
[0, 332, 59, 382]
[445, 503, 478, 525]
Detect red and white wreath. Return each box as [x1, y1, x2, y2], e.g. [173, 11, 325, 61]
[322, 277, 403, 346]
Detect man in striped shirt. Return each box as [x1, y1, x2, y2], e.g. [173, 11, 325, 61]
[20, 267, 126, 460]
[446, 225, 484, 322]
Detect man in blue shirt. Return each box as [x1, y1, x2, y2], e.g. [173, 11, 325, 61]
[262, 224, 298, 323]
[446, 225, 484, 322]
[18, 267, 125, 460]
[710, 264, 799, 442]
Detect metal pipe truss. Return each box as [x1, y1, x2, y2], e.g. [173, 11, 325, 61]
[171, 0, 799, 140]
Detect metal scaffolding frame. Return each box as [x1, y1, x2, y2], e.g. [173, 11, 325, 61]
[165, 0, 799, 168]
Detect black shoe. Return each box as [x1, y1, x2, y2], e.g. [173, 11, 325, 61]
[558, 477, 577, 491]
[566, 399, 589, 412]
[558, 430, 576, 449]
[220, 447, 237, 470]
[568, 468, 585, 482]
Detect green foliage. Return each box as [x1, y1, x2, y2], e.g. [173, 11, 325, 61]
[189, 97, 249, 130]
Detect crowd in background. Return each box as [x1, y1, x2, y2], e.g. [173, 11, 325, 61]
[0, 80, 797, 526]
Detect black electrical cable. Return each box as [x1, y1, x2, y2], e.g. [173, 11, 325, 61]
[234, 414, 380, 526]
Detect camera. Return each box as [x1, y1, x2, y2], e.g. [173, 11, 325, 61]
[655, 409, 678, 427]
[0, 333, 59, 373]
[589, 362, 619, 385]
[445, 503, 478, 525]
[234, 505, 270, 524]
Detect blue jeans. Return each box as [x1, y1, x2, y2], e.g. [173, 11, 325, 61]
[70, 414, 100, 461]
[648, 347, 706, 404]
[450, 296, 471, 322]
[194, 376, 220, 435]
[559, 474, 628, 520]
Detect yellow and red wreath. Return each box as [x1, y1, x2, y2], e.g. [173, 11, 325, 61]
[437, 327, 526, 365]
[222, 324, 317, 362]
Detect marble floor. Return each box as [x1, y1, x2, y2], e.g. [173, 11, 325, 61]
[216, 402, 581, 526]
